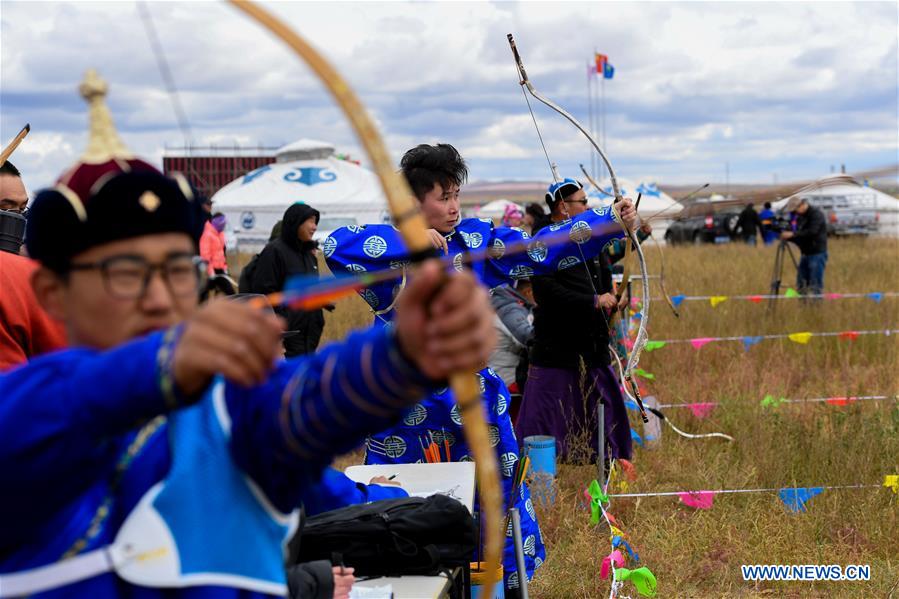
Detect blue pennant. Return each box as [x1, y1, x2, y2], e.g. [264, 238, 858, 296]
[283, 167, 337, 186]
[867, 292, 883, 303]
[670, 295, 685, 308]
[742, 336, 763, 352]
[242, 164, 272, 185]
[630, 428, 644, 447]
[624, 400, 639, 411]
[778, 487, 824, 513]
[611, 536, 639, 562]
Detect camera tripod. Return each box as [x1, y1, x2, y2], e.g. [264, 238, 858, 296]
[769, 239, 799, 310]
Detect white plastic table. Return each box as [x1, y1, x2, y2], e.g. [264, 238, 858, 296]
[344, 462, 476, 513]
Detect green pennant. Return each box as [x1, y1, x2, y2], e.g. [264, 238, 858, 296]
[760, 394, 786, 409]
[586, 479, 609, 524]
[614, 566, 658, 597]
[634, 368, 655, 380]
[644, 340, 667, 352]
[784, 287, 800, 298]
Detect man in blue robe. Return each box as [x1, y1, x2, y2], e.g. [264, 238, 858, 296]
[0, 75, 496, 599]
[324, 143, 638, 594]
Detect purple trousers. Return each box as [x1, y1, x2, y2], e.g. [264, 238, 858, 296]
[516, 364, 633, 462]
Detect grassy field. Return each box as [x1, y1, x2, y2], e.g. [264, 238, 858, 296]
[313, 237, 898, 598]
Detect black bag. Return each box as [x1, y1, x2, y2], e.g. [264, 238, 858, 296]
[238, 253, 260, 294]
[289, 494, 477, 577]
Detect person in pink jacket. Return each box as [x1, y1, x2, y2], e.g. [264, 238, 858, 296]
[200, 212, 228, 275]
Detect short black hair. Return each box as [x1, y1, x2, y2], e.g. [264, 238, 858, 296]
[0, 161, 22, 177]
[525, 202, 545, 219]
[400, 144, 468, 201]
[764, 201, 772, 209]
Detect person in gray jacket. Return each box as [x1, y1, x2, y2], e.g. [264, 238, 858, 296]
[489, 280, 535, 421]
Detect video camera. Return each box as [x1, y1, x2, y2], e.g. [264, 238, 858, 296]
[0, 210, 26, 254]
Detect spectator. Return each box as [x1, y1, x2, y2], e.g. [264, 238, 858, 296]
[523, 201, 550, 235]
[0, 161, 66, 371]
[243, 203, 325, 357]
[199, 211, 228, 275]
[735, 203, 762, 245]
[489, 280, 535, 421]
[759, 201, 778, 245]
[781, 198, 828, 296]
[501, 203, 524, 228]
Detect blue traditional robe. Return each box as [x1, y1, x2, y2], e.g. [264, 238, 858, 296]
[0, 326, 432, 598]
[324, 211, 626, 591]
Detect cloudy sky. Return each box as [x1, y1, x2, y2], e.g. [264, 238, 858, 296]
[1, 1, 897, 191]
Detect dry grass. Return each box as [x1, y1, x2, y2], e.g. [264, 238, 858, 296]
[247, 238, 899, 597]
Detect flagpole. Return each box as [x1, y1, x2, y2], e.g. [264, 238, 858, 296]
[587, 60, 596, 178]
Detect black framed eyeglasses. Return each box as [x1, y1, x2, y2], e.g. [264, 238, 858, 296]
[67, 253, 208, 300]
[563, 198, 588, 206]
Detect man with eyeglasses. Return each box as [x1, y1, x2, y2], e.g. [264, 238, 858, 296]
[516, 177, 634, 468]
[0, 74, 497, 598]
[0, 160, 67, 370]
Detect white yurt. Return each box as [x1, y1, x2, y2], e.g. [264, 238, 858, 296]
[772, 174, 899, 237]
[212, 139, 389, 253]
[584, 177, 683, 239]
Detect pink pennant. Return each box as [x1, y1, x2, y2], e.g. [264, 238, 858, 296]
[838, 331, 859, 341]
[826, 396, 857, 406]
[748, 295, 763, 304]
[624, 338, 635, 350]
[826, 293, 843, 300]
[677, 490, 716, 510]
[600, 550, 626, 579]
[687, 402, 717, 419]
[690, 337, 714, 350]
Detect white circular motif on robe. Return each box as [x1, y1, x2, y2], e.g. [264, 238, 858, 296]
[495, 394, 508, 416]
[361, 289, 379, 309]
[402, 403, 428, 426]
[500, 451, 518, 476]
[558, 255, 580, 270]
[459, 454, 473, 462]
[527, 240, 548, 263]
[346, 263, 367, 273]
[548, 222, 563, 232]
[535, 556, 544, 569]
[510, 226, 529, 239]
[509, 265, 534, 279]
[477, 374, 486, 394]
[570, 220, 592, 244]
[508, 572, 520, 589]
[362, 235, 388, 258]
[592, 206, 609, 217]
[479, 217, 492, 224]
[488, 425, 501, 447]
[506, 518, 514, 538]
[450, 403, 463, 425]
[466, 232, 483, 248]
[523, 534, 536, 556]
[453, 253, 464, 272]
[489, 238, 506, 259]
[346, 225, 362, 234]
[431, 429, 456, 446]
[382, 435, 406, 458]
[322, 236, 337, 258]
[525, 498, 536, 520]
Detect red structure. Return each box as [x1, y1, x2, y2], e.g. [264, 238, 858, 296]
[162, 147, 278, 201]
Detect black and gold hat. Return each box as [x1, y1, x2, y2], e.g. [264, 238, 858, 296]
[26, 70, 206, 270]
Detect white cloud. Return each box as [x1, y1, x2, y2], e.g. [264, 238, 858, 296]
[1, 1, 895, 189]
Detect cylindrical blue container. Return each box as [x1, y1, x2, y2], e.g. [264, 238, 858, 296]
[523, 435, 557, 476]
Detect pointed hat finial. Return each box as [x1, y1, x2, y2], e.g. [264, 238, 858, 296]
[78, 69, 133, 164]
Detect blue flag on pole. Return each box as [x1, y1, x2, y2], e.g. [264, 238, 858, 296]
[604, 62, 615, 79]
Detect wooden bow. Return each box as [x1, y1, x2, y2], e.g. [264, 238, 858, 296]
[230, 2, 502, 593]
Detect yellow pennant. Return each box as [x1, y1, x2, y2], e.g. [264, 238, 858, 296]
[709, 296, 728, 308]
[884, 475, 899, 494]
[788, 332, 813, 344]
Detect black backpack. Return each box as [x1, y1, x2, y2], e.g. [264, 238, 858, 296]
[238, 253, 261, 294]
[289, 495, 477, 578]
